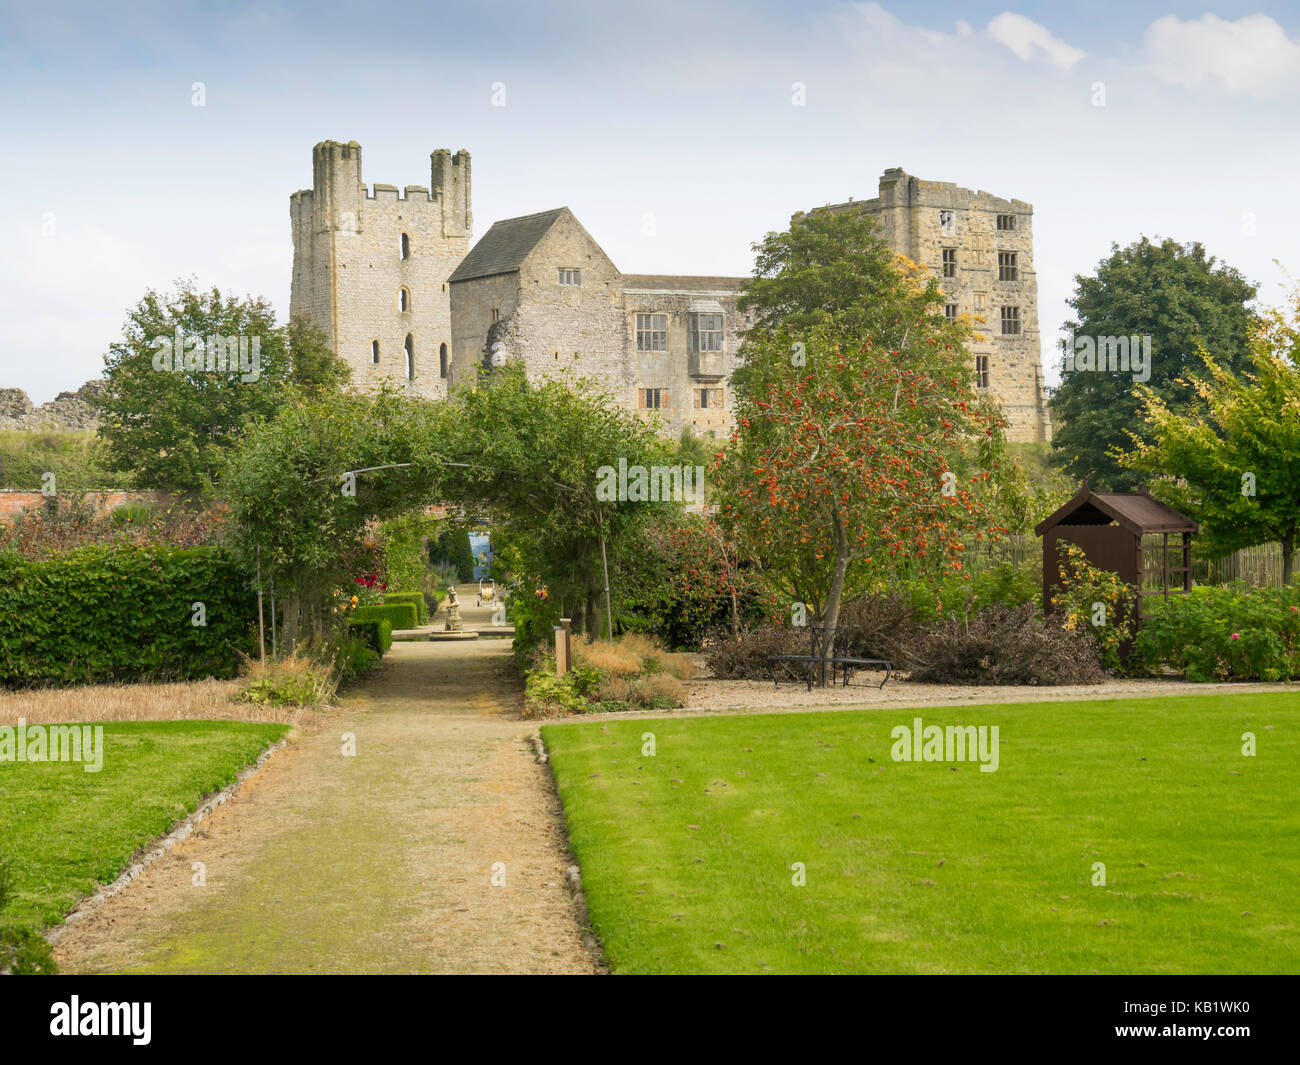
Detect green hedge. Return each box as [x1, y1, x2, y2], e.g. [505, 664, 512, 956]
[351, 602, 418, 632]
[382, 592, 427, 626]
[347, 618, 393, 656]
[0, 545, 257, 687]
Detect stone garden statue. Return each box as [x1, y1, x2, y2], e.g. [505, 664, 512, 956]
[444, 585, 464, 633]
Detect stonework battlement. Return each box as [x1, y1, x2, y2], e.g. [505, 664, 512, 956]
[291, 147, 1050, 444]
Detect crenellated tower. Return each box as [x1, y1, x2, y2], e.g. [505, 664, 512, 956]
[290, 140, 471, 398]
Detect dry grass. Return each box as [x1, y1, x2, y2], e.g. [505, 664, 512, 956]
[573, 640, 643, 677]
[574, 633, 698, 681]
[633, 672, 687, 705]
[0, 676, 323, 728]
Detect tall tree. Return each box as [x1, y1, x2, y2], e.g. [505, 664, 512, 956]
[1050, 238, 1256, 491]
[98, 281, 350, 495]
[1123, 277, 1300, 584]
[723, 209, 1007, 666]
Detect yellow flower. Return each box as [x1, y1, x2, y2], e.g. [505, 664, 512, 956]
[352, 595, 359, 604]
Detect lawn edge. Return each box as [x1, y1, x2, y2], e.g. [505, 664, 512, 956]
[36, 727, 294, 954]
[531, 728, 611, 975]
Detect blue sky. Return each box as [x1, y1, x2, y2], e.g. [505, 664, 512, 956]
[2, 0, 1298, 403]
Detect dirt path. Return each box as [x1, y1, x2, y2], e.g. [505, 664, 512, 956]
[53, 623, 602, 974]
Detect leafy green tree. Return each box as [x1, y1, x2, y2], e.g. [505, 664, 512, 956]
[98, 281, 350, 495]
[220, 387, 448, 649]
[449, 364, 671, 640]
[1124, 278, 1300, 584]
[1051, 238, 1257, 491]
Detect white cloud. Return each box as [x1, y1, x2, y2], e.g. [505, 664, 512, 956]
[1144, 13, 1300, 95]
[955, 19, 974, 38]
[986, 12, 1085, 70]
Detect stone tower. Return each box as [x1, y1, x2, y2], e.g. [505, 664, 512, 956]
[290, 140, 471, 398]
[825, 169, 1051, 443]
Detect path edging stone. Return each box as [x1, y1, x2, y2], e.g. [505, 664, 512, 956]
[38, 736, 292, 951]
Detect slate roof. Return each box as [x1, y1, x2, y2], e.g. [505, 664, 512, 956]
[622, 274, 748, 291]
[1034, 485, 1198, 536]
[448, 208, 568, 283]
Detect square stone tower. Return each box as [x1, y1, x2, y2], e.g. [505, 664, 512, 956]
[825, 169, 1051, 443]
[290, 141, 471, 398]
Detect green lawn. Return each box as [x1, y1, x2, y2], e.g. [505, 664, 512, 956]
[0, 721, 288, 930]
[543, 692, 1300, 974]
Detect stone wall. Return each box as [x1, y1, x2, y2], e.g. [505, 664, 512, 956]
[620, 277, 749, 439]
[0, 381, 105, 431]
[825, 168, 1051, 443]
[291, 141, 470, 401]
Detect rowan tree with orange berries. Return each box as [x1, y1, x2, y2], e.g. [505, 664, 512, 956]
[717, 208, 1015, 671]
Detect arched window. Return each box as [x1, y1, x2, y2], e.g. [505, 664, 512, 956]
[399, 233, 410, 260]
[371, 340, 380, 365]
[398, 287, 409, 312]
[439, 342, 448, 379]
[404, 334, 414, 380]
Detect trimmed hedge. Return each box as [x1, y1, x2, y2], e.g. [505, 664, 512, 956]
[351, 602, 418, 632]
[348, 618, 393, 656]
[0, 545, 257, 687]
[382, 592, 428, 626]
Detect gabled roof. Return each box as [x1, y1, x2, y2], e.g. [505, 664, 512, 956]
[1034, 484, 1198, 537]
[448, 208, 568, 283]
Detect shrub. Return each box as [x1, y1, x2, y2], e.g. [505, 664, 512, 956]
[573, 639, 643, 677]
[0, 544, 257, 687]
[351, 602, 418, 632]
[233, 650, 338, 708]
[333, 632, 381, 684]
[836, 590, 919, 657]
[704, 625, 805, 679]
[1049, 542, 1137, 672]
[348, 617, 393, 656]
[1131, 584, 1300, 681]
[889, 603, 1106, 686]
[523, 669, 588, 718]
[382, 591, 428, 626]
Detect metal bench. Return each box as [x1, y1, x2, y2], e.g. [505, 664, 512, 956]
[768, 626, 892, 692]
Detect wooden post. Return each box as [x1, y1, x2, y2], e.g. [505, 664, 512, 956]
[561, 617, 572, 668]
[554, 623, 569, 677]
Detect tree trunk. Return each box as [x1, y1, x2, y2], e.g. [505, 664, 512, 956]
[818, 518, 852, 688]
[281, 591, 301, 654]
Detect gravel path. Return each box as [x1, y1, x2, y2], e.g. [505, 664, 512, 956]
[53, 617, 602, 975]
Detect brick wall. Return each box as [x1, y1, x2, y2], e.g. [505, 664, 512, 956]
[0, 490, 166, 520]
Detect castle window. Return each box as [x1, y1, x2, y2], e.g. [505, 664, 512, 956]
[944, 303, 958, 322]
[371, 340, 380, 365]
[695, 388, 723, 409]
[400, 233, 410, 260]
[404, 334, 414, 379]
[996, 214, 1016, 231]
[636, 313, 668, 351]
[1000, 306, 1021, 335]
[974, 292, 987, 314]
[439, 342, 448, 379]
[939, 210, 955, 236]
[690, 313, 724, 352]
[975, 354, 990, 389]
[998, 252, 1018, 282]
[942, 248, 957, 278]
[558, 268, 580, 286]
[399, 287, 410, 312]
[491, 308, 500, 323]
[639, 388, 669, 410]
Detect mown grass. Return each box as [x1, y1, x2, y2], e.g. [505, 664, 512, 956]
[0, 721, 288, 930]
[543, 692, 1299, 974]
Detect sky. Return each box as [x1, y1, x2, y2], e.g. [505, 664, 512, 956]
[2, 0, 1297, 404]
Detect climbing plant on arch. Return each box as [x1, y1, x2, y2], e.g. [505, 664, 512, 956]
[220, 367, 672, 650]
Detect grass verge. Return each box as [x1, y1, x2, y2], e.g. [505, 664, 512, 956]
[543, 692, 1298, 974]
[0, 720, 288, 931]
